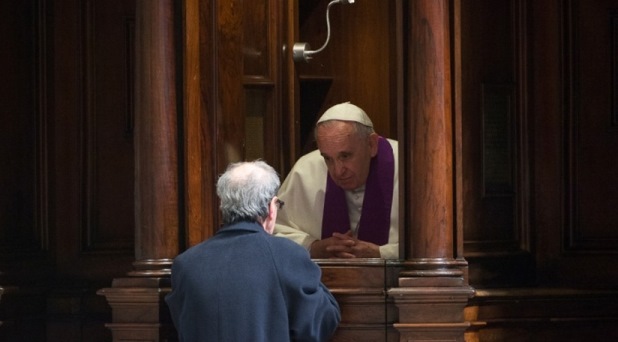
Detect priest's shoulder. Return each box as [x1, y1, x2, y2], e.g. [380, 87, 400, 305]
[289, 149, 325, 174]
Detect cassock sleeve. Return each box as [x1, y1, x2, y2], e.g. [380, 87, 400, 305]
[274, 150, 327, 250]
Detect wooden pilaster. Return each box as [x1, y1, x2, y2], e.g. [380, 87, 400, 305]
[388, 1, 474, 341]
[98, 1, 179, 340]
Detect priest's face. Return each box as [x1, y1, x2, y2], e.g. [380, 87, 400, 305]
[316, 121, 379, 191]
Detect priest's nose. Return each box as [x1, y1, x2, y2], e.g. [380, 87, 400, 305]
[333, 160, 347, 177]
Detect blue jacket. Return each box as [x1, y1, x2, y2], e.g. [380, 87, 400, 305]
[165, 221, 341, 341]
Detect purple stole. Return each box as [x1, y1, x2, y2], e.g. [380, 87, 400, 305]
[321, 137, 394, 245]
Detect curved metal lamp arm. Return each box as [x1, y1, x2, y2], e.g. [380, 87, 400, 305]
[292, 0, 355, 63]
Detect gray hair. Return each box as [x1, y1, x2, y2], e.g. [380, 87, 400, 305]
[216, 160, 281, 225]
[315, 120, 375, 140]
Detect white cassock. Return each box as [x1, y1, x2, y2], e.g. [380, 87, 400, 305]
[274, 139, 399, 259]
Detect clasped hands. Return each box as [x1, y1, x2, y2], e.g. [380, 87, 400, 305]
[310, 230, 380, 258]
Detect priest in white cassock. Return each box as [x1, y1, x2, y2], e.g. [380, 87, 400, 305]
[275, 102, 399, 259]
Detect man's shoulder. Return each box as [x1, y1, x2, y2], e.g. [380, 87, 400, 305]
[266, 234, 312, 257]
[171, 239, 208, 267]
[266, 233, 305, 249]
[173, 222, 257, 257]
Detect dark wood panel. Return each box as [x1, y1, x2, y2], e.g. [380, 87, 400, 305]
[242, 0, 285, 172]
[0, 0, 46, 261]
[564, 0, 618, 251]
[533, 0, 618, 287]
[318, 260, 401, 342]
[466, 288, 618, 342]
[460, 0, 518, 244]
[81, 0, 135, 252]
[53, 0, 135, 280]
[215, 0, 245, 167]
[460, 0, 535, 287]
[187, 0, 220, 246]
[243, 1, 271, 78]
[0, 2, 115, 340]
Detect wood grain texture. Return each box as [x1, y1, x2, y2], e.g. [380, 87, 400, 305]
[134, 0, 179, 260]
[405, 0, 454, 259]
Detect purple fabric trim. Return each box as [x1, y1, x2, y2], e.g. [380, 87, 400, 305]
[321, 137, 395, 245]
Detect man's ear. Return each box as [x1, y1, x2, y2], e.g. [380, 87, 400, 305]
[369, 133, 379, 157]
[268, 199, 277, 221]
[263, 199, 277, 234]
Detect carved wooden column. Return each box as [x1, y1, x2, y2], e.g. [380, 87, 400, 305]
[388, 1, 474, 341]
[98, 1, 179, 341]
[131, 0, 179, 273]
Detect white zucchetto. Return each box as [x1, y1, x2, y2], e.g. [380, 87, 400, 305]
[316, 102, 373, 128]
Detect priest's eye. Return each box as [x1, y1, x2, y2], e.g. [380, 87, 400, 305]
[339, 153, 351, 161]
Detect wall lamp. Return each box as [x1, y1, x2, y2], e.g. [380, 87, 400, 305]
[292, 0, 355, 63]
